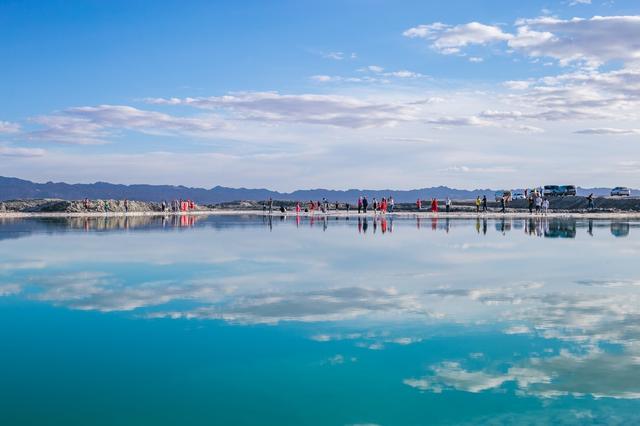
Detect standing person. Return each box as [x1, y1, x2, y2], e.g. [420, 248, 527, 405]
[542, 198, 549, 215]
[389, 196, 395, 213]
[482, 195, 487, 212]
[124, 199, 129, 213]
[475, 196, 481, 213]
[335, 201, 339, 211]
[528, 196, 534, 214]
[372, 198, 378, 213]
[500, 196, 506, 213]
[445, 197, 451, 213]
[357, 196, 363, 214]
[535, 194, 543, 214]
[268, 197, 273, 214]
[362, 196, 368, 213]
[587, 193, 594, 210]
[296, 202, 301, 214]
[346, 203, 350, 214]
[417, 198, 422, 211]
[431, 198, 438, 213]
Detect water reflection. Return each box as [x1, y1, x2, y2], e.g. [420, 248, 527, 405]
[3, 215, 640, 243]
[3, 215, 640, 417]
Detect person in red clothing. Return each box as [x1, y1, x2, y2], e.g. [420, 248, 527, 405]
[417, 198, 422, 210]
[431, 198, 438, 212]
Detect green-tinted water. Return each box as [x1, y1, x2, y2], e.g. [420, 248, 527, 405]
[1, 215, 640, 425]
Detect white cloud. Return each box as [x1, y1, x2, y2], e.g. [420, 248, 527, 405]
[511, 16, 640, 67]
[425, 115, 491, 127]
[29, 105, 228, 144]
[406, 15, 640, 68]
[0, 146, 46, 157]
[503, 80, 532, 90]
[575, 128, 640, 135]
[310, 75, 334, 82]
[322, 51, 357, 60]
[146, 92, 421, 128]
[366, 65, 384, 73]
[0, 121, 20, 134]
[403, 22, 513, 54]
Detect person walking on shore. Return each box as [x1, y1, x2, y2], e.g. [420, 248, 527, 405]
[482, 195, 487, 212]
[587, 193, 595, 210]
[445, 197, 451, 213]
[417, 198, 422, 211]
[389, 196, 395, 213]
[362, 196, 369, 213]
[542, 198, 549, 215]
[124, 199, 129, 213]
[431, 198, 438, 213]
[535, 195, 542, 214]
[500, 196, 506, 213]
[268, 197, 273, 214]
[475, 196, 481, 213]
[296, 202, 301, 214]
[357, 196, 363, 214]
[528, 196, 534, 214]
[372, 198, 378, 213]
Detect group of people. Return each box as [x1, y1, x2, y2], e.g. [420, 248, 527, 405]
[163, 199, 196, 212]
[356, 196, 396, 214]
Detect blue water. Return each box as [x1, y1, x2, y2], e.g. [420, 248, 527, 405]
[1, 215, 640, 425]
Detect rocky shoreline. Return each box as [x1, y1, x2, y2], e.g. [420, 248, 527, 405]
[2, 196, 640, 215]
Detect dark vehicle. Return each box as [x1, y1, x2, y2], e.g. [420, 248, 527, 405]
[543, 185, 576, 197]
[562, 185, 577, 196]
[543, 185, 560, 197]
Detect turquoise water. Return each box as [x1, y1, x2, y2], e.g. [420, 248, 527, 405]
[2, 215, 640, 425]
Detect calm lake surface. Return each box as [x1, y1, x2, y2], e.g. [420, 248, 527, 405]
[2, 214, 640, 425]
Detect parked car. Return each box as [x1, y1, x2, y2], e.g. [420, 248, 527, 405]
[543, 185, 560, 197]
[611, 186, 631, 196]
[511, 190, 525, 200]
[544, 185, 576, 197]
[562, 185, 577, 196]
[495, 190, 512, 202]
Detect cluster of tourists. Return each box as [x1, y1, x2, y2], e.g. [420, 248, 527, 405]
[163, 199, 196, 212]
[355, 196, 396, 214]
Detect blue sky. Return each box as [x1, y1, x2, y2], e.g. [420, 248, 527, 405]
[1, 0, 640, 190]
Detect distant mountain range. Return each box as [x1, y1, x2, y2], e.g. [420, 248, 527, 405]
[0, 176, 635, 203]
